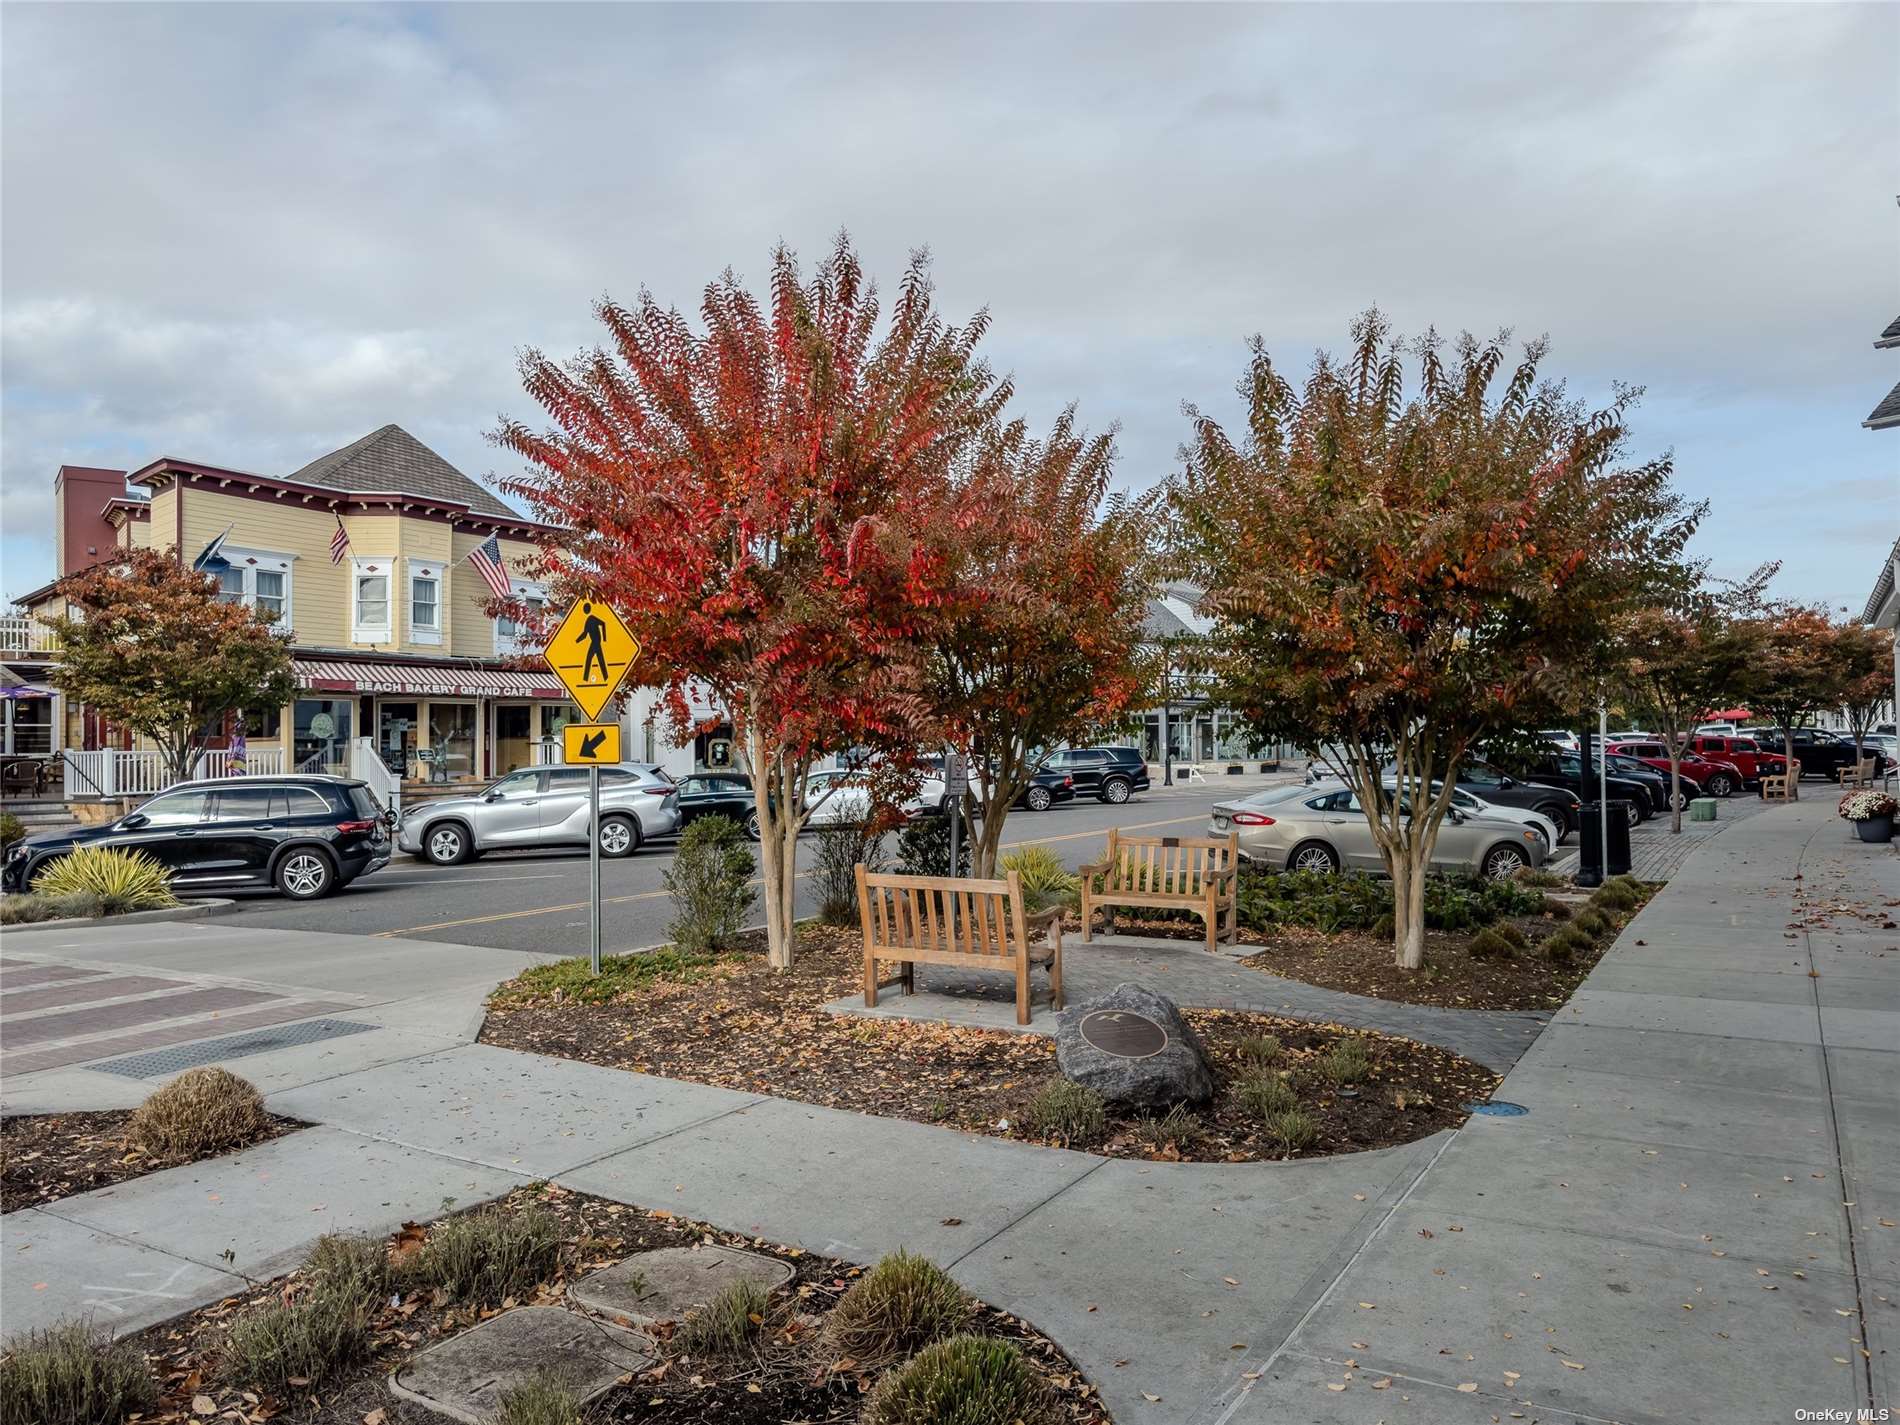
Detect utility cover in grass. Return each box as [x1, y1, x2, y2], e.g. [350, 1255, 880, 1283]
[570, 1244, 795, 1326]
[389, 1306, 652, 1425]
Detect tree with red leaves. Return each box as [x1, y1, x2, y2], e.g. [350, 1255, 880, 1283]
[910, 410, 1157, 876]
[496, 237, 1008, 968]
[1171, 310, 1701, 969]
[43, 549, 296, 786]
[1741, 604, 1859, 797]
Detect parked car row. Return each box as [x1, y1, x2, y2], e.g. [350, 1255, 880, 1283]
[3, 746, 1155, 902]
[1210, 782, 1547, 879]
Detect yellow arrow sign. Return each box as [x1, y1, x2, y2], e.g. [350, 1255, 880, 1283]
[543, 598, 639, 721]
[562, 722, 621, 764]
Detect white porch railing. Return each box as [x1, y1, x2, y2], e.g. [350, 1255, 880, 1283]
[531, 738, 563, 765]
[0, 612, 59, 654]
[61, 747, 287, 799]
[347, 736, 401, 819]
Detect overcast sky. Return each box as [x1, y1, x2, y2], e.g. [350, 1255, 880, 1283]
[4, 2, 1896, 612]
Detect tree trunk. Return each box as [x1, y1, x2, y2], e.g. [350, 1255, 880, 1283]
[1669, 755, 1683, 834]
[743, 717, 802, 971]
[1390, 843, 1429, 970]
[971, 793, 1009, 880]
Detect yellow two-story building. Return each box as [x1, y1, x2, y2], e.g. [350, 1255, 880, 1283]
[14, 425, 587, 788]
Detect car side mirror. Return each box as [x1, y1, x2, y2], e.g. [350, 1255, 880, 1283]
[484, 792, 504, 803]
[1498, 776, 1515, 788]
[120, 812, 149, 830]
[1447, 808, 1466, 824]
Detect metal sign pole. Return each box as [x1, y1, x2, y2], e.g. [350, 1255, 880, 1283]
[1598, 704, 1610, 874]
[589, 763, 602, 975]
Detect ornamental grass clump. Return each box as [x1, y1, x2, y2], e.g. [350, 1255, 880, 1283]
[823, 1252, 971, 1371]
[1466, 926, 1517, 961]
[31, 846, 177, 912]
[127, 1066, 268, 1159]
[1572, 908, 1612, 939]
[493, 1375, 584, 1425]
[223, 1279, 371, 1393]
[1021, 1080, 1106, 1146]
[410, 1206, 563, 1309]
[1539, 926, 1592, 964]
[1237, 1033, 1282, 1065]
[673, 1279, 772, 1358]
[1317, 1038, 1372, 1085]
[1000, 845, 1079, 906]
[1265, 1107, 1318, 1152]
[1234, 1069, 1296, 1118]
[1590, 881, 1639, 914]
[864, 1334, 1060, 1425]
[0, 1321, 157, 1425]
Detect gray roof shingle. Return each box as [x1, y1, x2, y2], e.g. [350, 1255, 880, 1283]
[286, 424, 517, 518]
[1865, 378, 1900, 430]
[1878, 315, 1900, 350]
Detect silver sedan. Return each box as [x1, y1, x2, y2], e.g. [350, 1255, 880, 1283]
[398, 763, 681, 865]
[1210, 785, 1546, 878]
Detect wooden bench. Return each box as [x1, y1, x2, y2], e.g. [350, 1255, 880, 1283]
[1836, 760, 1877, 789]
[1079, 828, 1240, 953]
[855, 866, 1064, 1026]
[1760, 772, 1793, 801]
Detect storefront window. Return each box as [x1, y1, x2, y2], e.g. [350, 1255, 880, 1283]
[293, 699, 353, 774]
[429, 703, 477, 778]
[4, 698, 52, 755]
[243, 705, 283, 740]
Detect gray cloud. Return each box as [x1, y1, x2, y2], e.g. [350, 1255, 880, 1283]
[4, 1, 1896, 609]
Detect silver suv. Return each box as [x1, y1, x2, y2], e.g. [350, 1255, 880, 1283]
[397, 763, 681, 865]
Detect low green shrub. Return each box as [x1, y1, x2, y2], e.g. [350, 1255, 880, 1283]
[896, 816, 970, 878]
[1234, 867, 1546, 937]
[999, 845, 1079, 905]
[1316, 1039, 1372, 1085]
[864, 1334, 1060, 1425]
[813, 822, 888, 927]
[1234, 1070, 1296, 1118]
[1591, 881, 1639, 914]
[673, 1278, 771, 1357]
[32, 846, 176, 910]
[1129, 1104, 1203, 1157]
[127, 1067, 268, 1159]
[411, 1206, 563, 1309]
[1021, 1080, 1106, 1146]
[0, 1321, 157, 1425]
[1540, 926, 1591, 964]
[305, 1232, 393, 1304]
[0, 893, 97, 925]
[0, 812, 24, 852]
[823, 1251, 970, 1370]
[664, 815, 757, 952]
[1493, 922, 1530, 952]
[1466, 927, 1517, 961]
[1370, 912, 1395, 939]
[1543, 898, 1573, 921]
[224, 1281, 370, 1392]
[1265, 1107, 1318, 1152]
[1236, 1033, 1282, 1065]
[493, 1374, 583, 1425]
[1572, 908, 1611, 938]
[490, 946, 733, 1008]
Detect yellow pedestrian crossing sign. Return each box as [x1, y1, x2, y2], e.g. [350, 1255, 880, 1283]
[563, 723, 621, 764]
[544, 598, 638, 721]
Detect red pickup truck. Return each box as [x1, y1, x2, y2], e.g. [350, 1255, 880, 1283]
[1603, 739, 1750, 799]
[1675, 734, 1790, 791]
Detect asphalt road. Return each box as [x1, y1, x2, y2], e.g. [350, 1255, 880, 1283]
[208, 779, 1287, 957]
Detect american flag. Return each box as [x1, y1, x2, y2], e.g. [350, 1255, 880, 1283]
[328, 516, 351, 565]
[468, 533, 511, 600]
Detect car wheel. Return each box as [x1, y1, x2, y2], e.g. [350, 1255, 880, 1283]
[744, 810, 761, 840]
[1482, 844, 1529, 879]
[424, 823, 471, 866]
[1671, 789, 1690, 812]
[1026, 785, 1053, 812]
[1705, 771, 1735, 798]
[1101, 777, 1132, 805]
[1534, 802, 1571, 842]
[1624, 799, 1643, 829]
[276, 848, 336, 900]
[1289, 841, 1340, 874]
[598, 814, 638, 858]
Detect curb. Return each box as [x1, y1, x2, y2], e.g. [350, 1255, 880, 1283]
[0, 898, 237, 934]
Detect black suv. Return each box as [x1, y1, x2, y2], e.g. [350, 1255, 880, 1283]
[1447, 759, 1585, 841]
[1042, 747, 1150, 804]
[3, 776, 391, 901]
[1743, 726, 1889, 781]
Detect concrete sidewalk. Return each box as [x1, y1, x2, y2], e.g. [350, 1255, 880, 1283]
[4, 799, 1890, 1423]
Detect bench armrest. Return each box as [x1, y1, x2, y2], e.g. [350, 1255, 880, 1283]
[1076, 861, 1109, 877]
[1024, 904, 1066, 932]
[1209, 866, 1239, 884]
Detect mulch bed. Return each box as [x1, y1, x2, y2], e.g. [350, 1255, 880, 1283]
[133, 1183, 1110, 1425]
[480, 927, 1498, 1163]
[1, 1109, 300, 1214]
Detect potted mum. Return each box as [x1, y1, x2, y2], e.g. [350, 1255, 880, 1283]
[1838, 788, 1898, 844]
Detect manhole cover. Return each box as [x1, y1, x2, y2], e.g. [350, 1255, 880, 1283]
[1467, 1100, 1529, 1117]
[1078, 1010, 1167, 1059]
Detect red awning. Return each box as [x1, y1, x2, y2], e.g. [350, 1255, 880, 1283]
[292, 657, 565, 700]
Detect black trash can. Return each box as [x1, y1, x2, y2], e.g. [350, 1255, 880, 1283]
[1579, 801, 1632, 879]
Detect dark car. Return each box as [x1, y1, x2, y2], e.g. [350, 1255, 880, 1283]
[1041, 747, 1151, 804]
[673, 771, 760, 839]
[1531, 751, 1674, 820]
[1742, 726, 1889, 781]
[1446, 759, 1584, 841]
[1016, 765, 1077, 812]
[3, 775, 390, 901]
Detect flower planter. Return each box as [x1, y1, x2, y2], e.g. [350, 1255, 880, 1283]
[1855, 814, 1894, 844]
